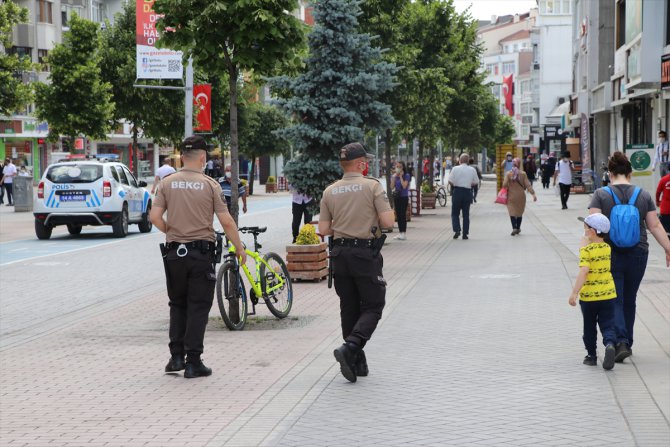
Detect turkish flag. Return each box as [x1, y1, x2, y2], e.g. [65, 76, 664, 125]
[193, 84, 212, 132]
[502, 74, 514, 117]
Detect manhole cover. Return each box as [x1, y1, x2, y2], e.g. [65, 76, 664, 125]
[470, 273, 521, 279]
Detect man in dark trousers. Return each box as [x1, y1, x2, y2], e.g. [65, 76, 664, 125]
[319, 142, 395, 383]
[448, 153, 480, 239]
[151, 136, 246, 378]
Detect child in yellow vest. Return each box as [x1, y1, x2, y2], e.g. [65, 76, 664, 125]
[569, 213, 617, 370]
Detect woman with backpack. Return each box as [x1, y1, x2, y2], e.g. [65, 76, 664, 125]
[588, 151, 670, 363]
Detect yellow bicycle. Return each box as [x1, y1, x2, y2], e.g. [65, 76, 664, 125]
[215, 226, 293, 330]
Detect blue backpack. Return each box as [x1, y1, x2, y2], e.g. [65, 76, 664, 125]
[603, 186, 641, 248]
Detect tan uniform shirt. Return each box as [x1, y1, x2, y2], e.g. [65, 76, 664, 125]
[319, 173, 392, 239]
[154, 168, 228, 243]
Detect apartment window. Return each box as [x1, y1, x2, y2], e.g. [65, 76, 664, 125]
[8, 46, 32, 60]
[491, 84, 500, 98]
[502, 62, 515, 74]
[38, 49, 49, 71]
[61, 4, 82, 28]
[539, 0, 571, 15]
[485, 63, 497, 74]
[91, 1, 107, 23]
[37, 0, 53, 24]
[616, 0, 626, 49]
[521, 103, 532, 114]
[513, 43, 519, 52]
[520, 80, 531, 94]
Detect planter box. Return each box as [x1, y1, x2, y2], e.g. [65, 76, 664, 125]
[265, 183, 277, 193]
[286, 242, 328, 282]
[421, 192, 436, 209]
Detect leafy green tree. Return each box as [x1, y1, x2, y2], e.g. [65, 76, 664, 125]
[238, 103, 289, 195]
[270, 0, 398, 206]
[99, 1, 183, 176]
[155, 0, 305, 221]
[35, 14, 113, 148]
[0, 1, 33, 115]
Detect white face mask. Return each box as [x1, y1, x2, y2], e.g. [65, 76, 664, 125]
[395, 167, 401, 174]
[225, 172, 231, 179]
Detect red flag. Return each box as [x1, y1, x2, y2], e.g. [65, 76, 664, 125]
[502, 74, 514, 117]
[193, 84, 212, 132]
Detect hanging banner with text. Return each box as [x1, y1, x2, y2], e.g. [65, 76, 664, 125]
[136, 0, 183, 80]
[579, 113, 592, 183]
[193, 84, 212, 132]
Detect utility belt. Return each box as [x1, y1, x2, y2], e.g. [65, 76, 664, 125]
[166, 240, 215, 257]
[334, 238, 375, 248]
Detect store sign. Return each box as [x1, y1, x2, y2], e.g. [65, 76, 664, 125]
[662, 54, 670, 90]
[136, 0, 183, 80]
[74, 138, 84, 150]
[580, 113, 592, 182]
[625, 144, 654, 177]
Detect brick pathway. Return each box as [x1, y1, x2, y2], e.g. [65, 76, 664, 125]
[0, 182, 668, 446]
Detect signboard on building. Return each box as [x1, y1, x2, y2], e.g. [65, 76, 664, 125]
[580, 113, 592, 183]
[625, 144, 654, 176]
[136, 0, 183, 80]
[662, 54, 670, 90]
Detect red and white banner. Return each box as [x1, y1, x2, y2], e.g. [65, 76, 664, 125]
[193, 84, 212, 132]
[136, 0, 182, 79]
[502, 74, 514, 117]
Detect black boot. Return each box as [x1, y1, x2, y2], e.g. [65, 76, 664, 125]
[333, 342, 360, 383]
[165, 354, 185, 372]
[355, 350, 369, 377]
[184, 355, 212, 378]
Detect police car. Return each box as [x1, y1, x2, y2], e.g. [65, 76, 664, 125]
[33, 160, 152, 239]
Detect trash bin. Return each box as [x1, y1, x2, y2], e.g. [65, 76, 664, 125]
[12, 176, 34, 212]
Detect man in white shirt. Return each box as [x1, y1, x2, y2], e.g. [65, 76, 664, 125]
[1, 158, 17, 206]
[151, 158, 176, 194]
[448, 153, 480, 240]
[652, 130, 669, 177]
[553, 152, 574, 209]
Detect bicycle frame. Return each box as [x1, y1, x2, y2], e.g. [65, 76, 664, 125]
[226, 243, 286, 299]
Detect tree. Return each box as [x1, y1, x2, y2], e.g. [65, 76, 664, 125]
[99, 1, 184, 176]
[238, 103, 289, 195]
[0, 1, 33, 115]
[35, 14, 113, 148]
[155, 0, 305, 222]
[270, 0, 398, 206]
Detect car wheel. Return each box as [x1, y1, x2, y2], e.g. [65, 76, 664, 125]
[138, 201, 152, 233]
[112, 204, 129, 238]
[67, 224, 82, 235]
[35, 219, 53, 240]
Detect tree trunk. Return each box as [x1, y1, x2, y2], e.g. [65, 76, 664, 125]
[384, 128, 393, 209]
[417, 139, 424, 189]
[248, 155, 256, 195]
[132, 125, 139, 179]
[428, 145, 435, 187]
[228, 63, 240, 224]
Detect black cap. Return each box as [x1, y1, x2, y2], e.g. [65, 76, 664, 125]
[339, 142, 372, 161]
[181, 135, 208, 153]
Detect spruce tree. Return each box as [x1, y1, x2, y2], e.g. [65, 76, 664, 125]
[270, 0, 397, 204]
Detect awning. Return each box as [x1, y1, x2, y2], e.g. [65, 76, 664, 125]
[546, 101, 570, 118]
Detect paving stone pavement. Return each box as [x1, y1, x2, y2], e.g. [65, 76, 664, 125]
[0, 182, 668, 446]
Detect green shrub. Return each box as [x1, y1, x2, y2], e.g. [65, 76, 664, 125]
[267, 175, 276, 184]
[421, 180, 434, 194]
[295, 224, 320, 245]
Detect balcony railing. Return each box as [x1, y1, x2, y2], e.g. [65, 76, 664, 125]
[590, 82, 612, 113]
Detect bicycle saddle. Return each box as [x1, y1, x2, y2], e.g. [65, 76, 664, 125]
[240, 226, 267, 234]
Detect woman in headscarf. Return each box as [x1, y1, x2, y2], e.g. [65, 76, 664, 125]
[503, 158, 537, 235]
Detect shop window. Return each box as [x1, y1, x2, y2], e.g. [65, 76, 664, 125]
[37, 0, 53, 24]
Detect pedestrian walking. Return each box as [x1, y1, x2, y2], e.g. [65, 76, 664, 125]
[0, 159, 5, 205]
[568, 213, 617, 370]
[205, 158, 214, 177]
[501, 151, 514, 175]
[151, 158, 176, 194]
[656, 172, 670, 235]
[448, 153, 479, 240]
[468, 158, 482, 203]
[319, 142, 395, 383]
[392, 161, 411, 240]
[523, 154, 536, 185]
[290, 185, 314, 243]
[651, 130, 669, 177]
[553, 151, 574, 209]
[150, 135, 247, 379]
[2, 158, 17, 206]
[588, 151, 670, 363]
[218, 165, 247, 214]
[502, 158, 537, 235]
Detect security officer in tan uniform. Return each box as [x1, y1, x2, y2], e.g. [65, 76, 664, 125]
[151, 136, 246, 378]
[319, 142, 395, 383]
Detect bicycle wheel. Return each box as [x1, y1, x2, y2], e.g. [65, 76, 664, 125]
[216, 261, 248, 330]
[436, 187, 447, 207]
[260, 252, 293, 319]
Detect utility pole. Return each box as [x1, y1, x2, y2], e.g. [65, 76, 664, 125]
[184, 57, 193, 138]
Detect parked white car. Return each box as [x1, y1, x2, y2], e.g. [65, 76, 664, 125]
[33, 161, 153, 239]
